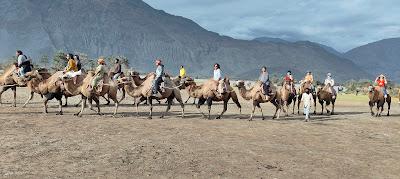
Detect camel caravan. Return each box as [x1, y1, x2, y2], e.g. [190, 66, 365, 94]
[0, 50, 396, 121]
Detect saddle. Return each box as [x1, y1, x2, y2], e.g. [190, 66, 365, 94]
[94, 76, 110, 94]
[218, 80, 228, 94]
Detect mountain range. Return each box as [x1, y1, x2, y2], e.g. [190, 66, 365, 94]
[0, 0, 396, 82]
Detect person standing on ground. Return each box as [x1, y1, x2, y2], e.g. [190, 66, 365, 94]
[301, 88, 314, 122]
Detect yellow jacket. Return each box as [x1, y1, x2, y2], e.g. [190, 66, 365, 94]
[180, 68, 186, 77]
[65, 59, 78, 72]
[304, 74, 313, 83]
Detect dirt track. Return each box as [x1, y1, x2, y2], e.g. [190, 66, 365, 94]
[0, 87, 399, 178]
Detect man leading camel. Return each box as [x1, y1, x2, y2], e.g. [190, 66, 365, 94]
[324, 73, 336, 99]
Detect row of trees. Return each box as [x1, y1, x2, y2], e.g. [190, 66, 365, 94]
[0, 50, 130, 72]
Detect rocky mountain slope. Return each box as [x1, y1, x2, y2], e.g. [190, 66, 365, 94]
[0, 0, 371, 82]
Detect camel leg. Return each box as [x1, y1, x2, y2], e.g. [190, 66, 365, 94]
[75, 98, 82, 107]
[325, 102, 331, 115]
[313, 95, 317, 114]
[75, 96, 87, 117]
[369, 101, 375, 116]
[297, 95, 301, 114]
[249, 101, 257, 121]
[259, 105, 265, 120]
[175, 96, 185, 119]
[135, 97, 146, 117]
[320, 101, 324, 115]
[12, 86, 16, 107]
[56, 94, 63, 115]
[63, 96, 68, 107]
[147, 97, 153, 119]
[375, 105, 380, 117]
[161, 97, 173, 119]
[216, 100, 228, 119]
[206, 97, 213, 120]
[23, 91, 34, 108]
[292, 97, 297, 114]
[0, 86, 12, 105]
[231, 92, 242, 115]
[326, 100, 332, 115]
[387, 98, 391, 116]
[172, 89, 185, 118]
[196, 98, 207, 119]
[331, 101, 335, 115]
[111, 96, 119, 116]
[118, 88, 126, 103]
[283, 101, 288, 117]
[271, 100, 280, 119]
[184, 96, 191, 104]
[103, 95, 110, 105]
[93, 97, 102, 115]
[43, 97, 49, 114]
[0, 87, 4, 105]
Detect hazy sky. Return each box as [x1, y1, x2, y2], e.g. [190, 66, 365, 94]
[143, 0, 400, 52]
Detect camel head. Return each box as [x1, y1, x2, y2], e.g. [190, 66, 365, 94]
[128, 70, 140, 77]
[24, 70, 43, 81]
[235, 80, 245, 88]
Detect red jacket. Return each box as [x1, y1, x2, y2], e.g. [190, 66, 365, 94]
[376, 79, 386, 87]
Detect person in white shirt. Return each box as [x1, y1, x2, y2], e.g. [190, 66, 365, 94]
[213, 63, 222, 81]
[213, 63, 226, 94]
[16, 50, 31, 77]
[301, 88, 314, 121]
[324, 73, 336, 99]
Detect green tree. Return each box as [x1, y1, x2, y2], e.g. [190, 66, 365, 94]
[52, 50, 66, 71]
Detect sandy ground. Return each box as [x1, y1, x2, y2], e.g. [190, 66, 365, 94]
[0, 87, 399, 178]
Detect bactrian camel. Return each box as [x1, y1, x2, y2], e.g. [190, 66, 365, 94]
[236, 81, 280, 121]
[368, 85, 391, 117]
[120, 72, 184, 119]
[316, 84, 336, 115]
[185, 79, 241, 119]
[71, 72, 119, 117]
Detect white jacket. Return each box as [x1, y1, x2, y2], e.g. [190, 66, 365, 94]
[324, 77, 335, 86]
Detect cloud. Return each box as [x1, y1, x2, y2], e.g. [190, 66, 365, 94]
[144, 0, 400, 52]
